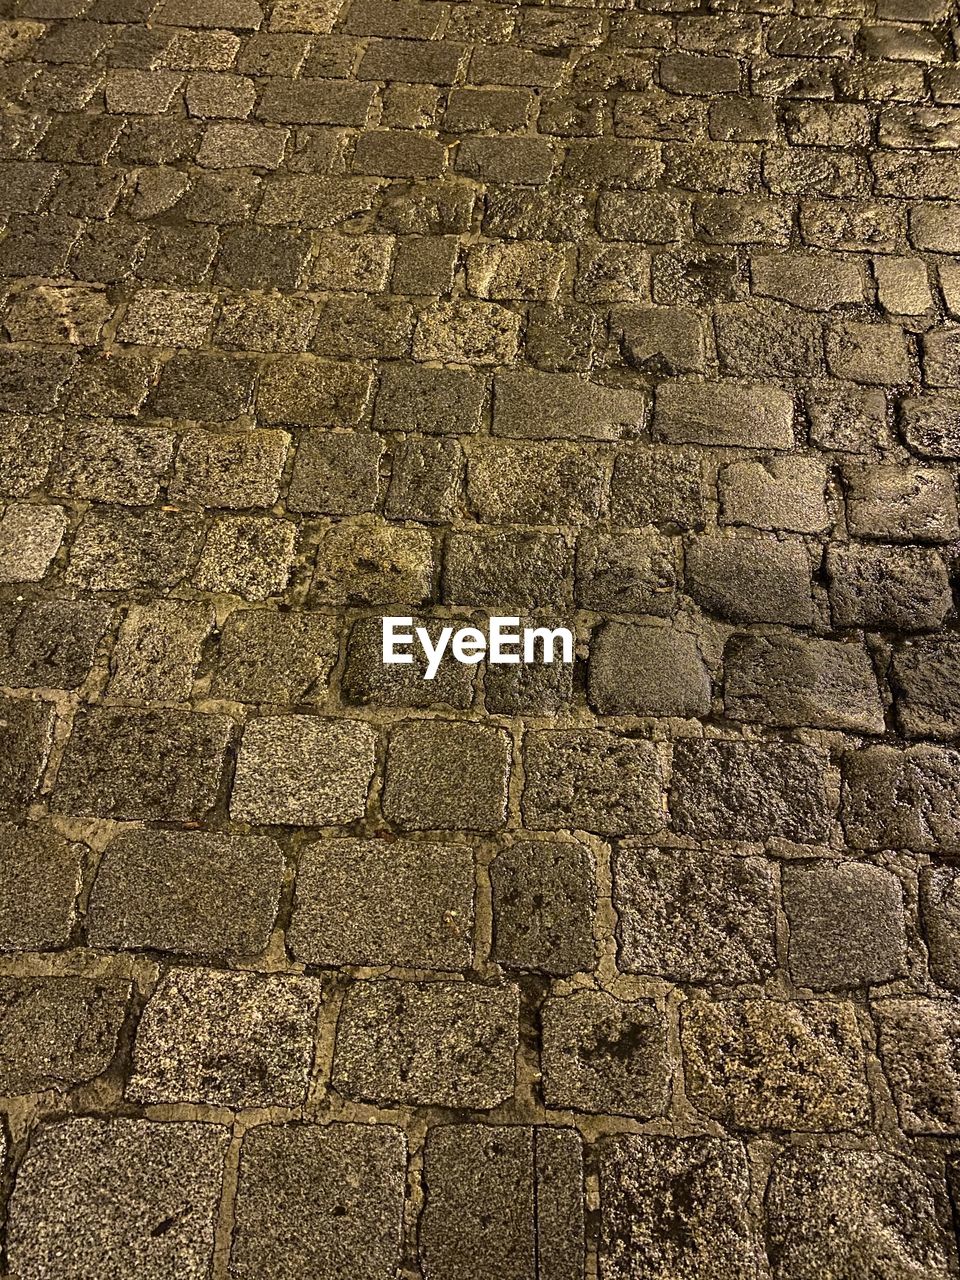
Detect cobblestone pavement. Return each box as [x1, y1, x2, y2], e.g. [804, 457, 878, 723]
[1, 0, 960, 1275]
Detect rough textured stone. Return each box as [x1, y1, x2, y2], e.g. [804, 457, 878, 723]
[333, 978, 519, 1108]
[444, 531, 572, 609]
[343, 614, 475, 710]
[828, 544, 952, 631]
[383, 720, 511, 832]
[523, 730, 663, 836]
[213, 609, 339, 704]
[874, 998, 960, 1134]
[598, 1136, 760, 1280]
[576, 532, 678, 616]
[467, 440, 606, 526]
[0, 824, 82, 951]
[615, 848, 777, 984]
[671, 740, 831, 843]
[0, 599, 111, 691]
[655, 380, 794, 449]
[589, 621, 711, 718]
[783, 862, 908, 990]
[290, 838, 474, 970]
[843, 745, 960, 853]
[420, 1124, 584, 1280]
[231, 1123, 407, 1280]
[311, 520, 434, 607]
[231, 716, 375, 826]
[7, 1119, 229, 1280]
[0, 696, 55, 818]
[682, 999, 870, 1131]
[193, 515, 297, 601]
[130, 967, 322, 1108]
[109, 600, 213, 701]
[0, 976, 128, 1095]
[686, 534, 814, 626]
[491, 839, 596, 976]
[718, 457, 828, 534]
[54, 709, 231, 821]
[541, 991, 669, 1119]
[88, 831, 283, 958]
[922, 864, 960, 991]
[0, 501, 66, 583]
[766, 1148, 954, 1280]
[845, 465, 959, 542]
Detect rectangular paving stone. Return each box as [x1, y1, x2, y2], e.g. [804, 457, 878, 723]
[66, 507, 205, 591]
[654, 379, 794, 448]
[614, 848, 777, 984]
[0, 599, 112, 691]
[522, 730, 664, 837]
[383, 720, 511, 832]
[53, 708, 231, 821]
[333, 978, 519, 1109]
[289, 838, 474, 970]
[231, 715, 376, 826]
[443, 531, 573, 609]
[342, 614, 476, 710]
[681, 999, 871, 1132]
[420, 1124, 583, 1280]
[842, 745, 960, 853]
[108, 600, 214, 702]
[129, 967, 323, 1108]
[491, 839, 596, 977]
[874, 998, 960, 1134]
[213, 608, 339, 704]
[7, 1119, 229, 1280]
[0, 824, 82, 951]
[598, 1136, 760, 1280]
[0, 976, 128, 1096]
[466, 440, 607, 526]
[0, 695, 55, 819]
[87, 830, 283, 959]
[230, 1122, 407, 1280]
[492, 370, 646, 441]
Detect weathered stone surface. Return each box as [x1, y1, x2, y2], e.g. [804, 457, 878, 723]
[7, 1119, 229, 1280]
[783, 862, 908, 990]
[311, 519, 434, 606]
[589, 621, 711, 718]
[491, 839, 596, 976]
[0, 824, 82, 951]
[681, 999, 870, 1131]
[231, 1123, 407, 1280]
[130, 967, 322, 1108]
[843, 745, 960, 852]
[421, 1124, 584, 1280]
[541, 991, 669, 1119]
[523, 730, 663, 836]
[54, 709, 231, 821]
[0, 599, 111, 690]
[615, 848, 777, 984]
[922, 864, 960, 990]
[874, 998, 960, 1134]
[231, 715, 375, 826]
[88, 831, 283, 958]
[444, 531, 572, 609]
[576, 532, 678, 616]
[0, 501, 66, 583]
[718, 457, 828, 534]
[828, 544, 952, 631]
[654, 380, 794, 449]
[598, 1136, 760, 1280]
[610, 444, 705, 531]
[723, 634, 885, 733]
[214, 609, 339, 704]
[467, 440, 606, 526]
[0, 976, 128, 1095]
[845, 465, 959, 542]
[333, 978, 519, 1108]
[67, 507, 204, 591]
[492, 370, 646, 441]
[193, 514, 297, 601]
[383, 720, 511, 831]
[0, 696, 55, 818]
[686, 534, 813, 625]
[109, 600, 213, 702]
[290, 838, 474, 970]
[671, 740, 831, 842]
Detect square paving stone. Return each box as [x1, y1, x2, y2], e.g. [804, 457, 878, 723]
[420, 1124, 583, 1280]
[171, 429, 289, 508]
[783, 862, 908, 990]
[213, 609, 340, 704]
[231, 715, 376, 825]
[0, 599, 112, 690]
[614, 848, 777, 984]
[0, 823, 83, 950]
[342, 614, 476, 710]
[766, 1148, 955, 1280]
[7, 1118, 229, 1280]
[589, 621, 711, 717]
[522, 730, 664, 837]
[53, 708, 232, 821]
[0, 976, 129, 1095]
[289, 838, 474, 969]
[491, 839, 597, 976]
[333, 978, 519, 1109]
[842, 745, 960, 853]
[541, 991, 670, 1119]
[108, 600, 214, 702]
[193, 515, 297, 601]
[681, 999, 870, 1132]
[88, 830, 284, 959]
[0, 695, 55, 818]
[382, 720, 511, 831]
[129, 967, 323, 1108]
[230, 1122, 407, 1280]
[893, 637, 960, 739]
[598, 1136, 761, 1280]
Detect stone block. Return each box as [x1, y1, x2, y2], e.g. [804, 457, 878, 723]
[193, 515, 297, 601]
[53, 708, 231, 821]
[342, 615, 475, 710]
[686, 534, 814, 626]
[67, 508, 204, 592]
[311, 520, 434, 606]
[374, 364, 486, 435]
[0, 599, 111, 691]
[614, 848, 777, 984]
[231, 1123, 406, 1280]
[718, 458, 829, 534]
[751, 250, 863, 309]
[609, 445, 705, 531]
[826, 319, 912, 385]
[231, 715, 375, 826]
[598, 1136, 759, 1280]
[670, 739, 831, 842]
[109, 600, 213, 702]
[0, 824, 82, 951]
[522, 730, 663, 837]
[287, 429, 383, 515]
[808, 383, 889, 454]
[466, 242, 565, 302]
[130, 967, 322, 1108]
[895, 637, 960, 739]
[385, 437, 462, 524]
[576, 532, 678, 616]
[333, 978, 519, 1108]
[901, 392, 960, 458]
[541, 991, 669, 1119]
[88, 830, 283, 959]
[467, 440, 606, 526]
[414, 301, 521, 365]
[681, 999, 870, 1131]
[845, 465, 958, 542]
[654, 380, 794, 449]
[874, 998, 960, 1134]
[589, 621, 710, 718]
[491, 839, 596, 976]
[443, 531, 572, 609]
[257, 358, 372, 427]
[383, 720, 510, 832]
[0, 696, 55, 818]
[171, 430, 288, 508]
[420, 1124, 583, 1280]
[290, 838, 473, 970]
[492, 371, 646, 441]
[117, 288, 215, 347]
[827, 544, 951, 631]
[214, 608, 339, 704]
[7, 1119, 228, 1280]
[723, 634, 884, 734]
[921, 864, 960, 990]
[0, 502, 66, 583]
[843, 745, 960, 853]
[0, 976, 128, 1095]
